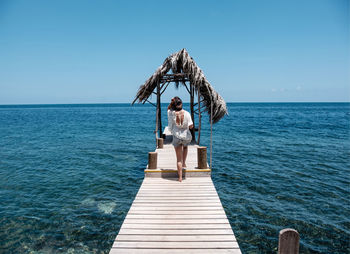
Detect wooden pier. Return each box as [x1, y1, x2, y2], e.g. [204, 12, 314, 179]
[109, 49, 300, 254]
[109, 129, 241, 253]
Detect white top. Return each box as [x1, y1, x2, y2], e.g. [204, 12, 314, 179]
[168, 109, 193, 140]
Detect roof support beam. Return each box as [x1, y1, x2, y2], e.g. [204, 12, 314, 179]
[160, 82, 170, 95]
[146, 99, 157, 107]
[183, 82, 190, 94]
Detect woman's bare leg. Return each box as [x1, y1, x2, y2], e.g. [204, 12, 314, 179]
[182, 146, 188, 168]
[175, 145, 183, 182]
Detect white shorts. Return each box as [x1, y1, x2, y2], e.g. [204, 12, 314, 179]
[172, 136, 191, 147]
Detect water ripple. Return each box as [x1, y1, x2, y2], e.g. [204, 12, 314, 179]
[0, 103, 349, 253]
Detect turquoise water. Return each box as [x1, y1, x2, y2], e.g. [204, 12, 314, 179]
[0, 103, 349, 253]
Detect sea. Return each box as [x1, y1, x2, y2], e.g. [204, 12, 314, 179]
[0, 103, 349, 254]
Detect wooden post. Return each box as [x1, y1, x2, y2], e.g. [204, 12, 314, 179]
[197, 89, 201, 145]
[155, 107, 159, 139]
[156, 81, 162, 138]
[278, 228, 300, 254]
[189, 82, 195, 141]
[197, 146, 207, 169]
[148, 152, 157, 169]
[156, 138, 163, 149]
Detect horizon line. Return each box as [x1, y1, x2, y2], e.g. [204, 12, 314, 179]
[0, 101, 349, 106]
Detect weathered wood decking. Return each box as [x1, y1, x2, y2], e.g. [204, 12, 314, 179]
[109, 128, 241, 253]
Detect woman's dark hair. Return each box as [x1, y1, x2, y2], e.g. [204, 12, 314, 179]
[168, 97, 175, 110]
[172, 96, 183, 111]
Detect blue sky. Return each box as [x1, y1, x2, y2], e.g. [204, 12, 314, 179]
[0, 0, 349, 104]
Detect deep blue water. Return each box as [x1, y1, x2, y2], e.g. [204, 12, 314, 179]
[0, 103, 349, 253]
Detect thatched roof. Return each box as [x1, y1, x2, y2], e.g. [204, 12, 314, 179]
[132, 48, 227, 123]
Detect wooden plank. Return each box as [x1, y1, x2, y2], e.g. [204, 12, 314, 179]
[136, 194, 219, 197]
[138, 188, 215, 192]
[140, 184, 214, 187]
[142, 181, 213, 184]
[113, 241, 239, 248]
[142, 182, 213, 184]
[137, 190, 217, 194]
[123, 219, 230, 224]
[137, 190, 216, 194]
[130, 207, 222, 211]
[133, 201, 221, 204]
[131, 202, 222, 206]
[125, 214, 228, 219]
[128, 210, 226, 215]
[139, 183, 214, 187]
[134, 197, 219, 200]
[133, 200, 220, 203]
[142, 182, 214, 185]
[136, 194, 218, 197]
[137, 192, 218, 195]
[130, 207, 223, 211]
[139, 188, 216, 191]
[115, 234, 236, 242]
[120, 223, 232, 229]
[144, 177, 210, 179]
[134, 199, 222, 207]
[110, 249, 241, 254]
[143, 178, 212, 182]
[133, 199, 219, 202]
[140, 187, 214, 189]
[132, 202, 221, 206]
[142, 181, 213, 185]
[145, 172, 211, 176]
[118, 229, 234, 235]
[137, 191, 217, 194]
[139, 186, 215, 189]
[141, 179, 212, 183]
[138, 190, 216, 193]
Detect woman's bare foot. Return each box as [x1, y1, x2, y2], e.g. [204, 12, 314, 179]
[178, 178, 182, 182]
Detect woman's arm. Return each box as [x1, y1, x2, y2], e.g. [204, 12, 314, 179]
[167, 110, 173, 133]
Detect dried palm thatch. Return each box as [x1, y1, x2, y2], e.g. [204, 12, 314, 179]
[132, 48, 227, 123]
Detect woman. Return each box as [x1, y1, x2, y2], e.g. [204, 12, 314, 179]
[168, 97, 193, 182]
